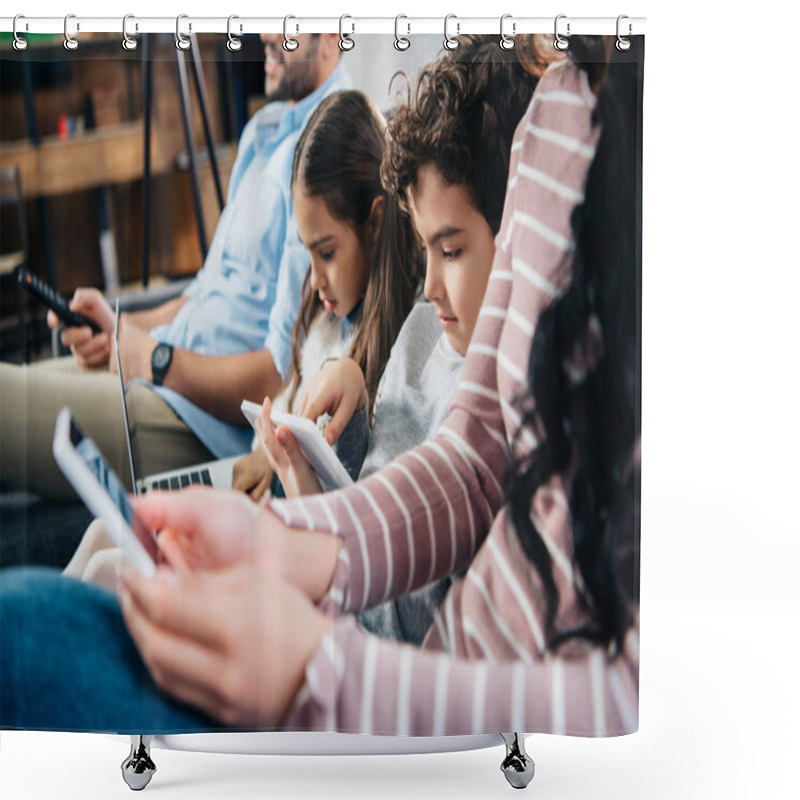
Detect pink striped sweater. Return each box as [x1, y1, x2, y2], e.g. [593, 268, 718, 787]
[273, 59, 639, 738]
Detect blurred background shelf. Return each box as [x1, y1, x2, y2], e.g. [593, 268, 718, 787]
[0, 121, 171, 198]
[0, 33, 265, 363]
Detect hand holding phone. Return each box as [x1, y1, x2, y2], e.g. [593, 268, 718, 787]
[241, 399, 353, 490]
[18, 268, 101, 333]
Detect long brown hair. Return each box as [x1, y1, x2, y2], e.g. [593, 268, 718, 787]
[288, 90, 424, 414]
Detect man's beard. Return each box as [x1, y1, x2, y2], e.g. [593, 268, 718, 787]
[266, 35, 321, 103]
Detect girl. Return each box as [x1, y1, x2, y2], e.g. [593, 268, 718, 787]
[63, 88, 424, 588]
[232, 87, 425, 501]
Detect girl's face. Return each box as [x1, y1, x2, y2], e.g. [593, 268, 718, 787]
[408, 164, 496, 356]
[293, 188, 369, 318]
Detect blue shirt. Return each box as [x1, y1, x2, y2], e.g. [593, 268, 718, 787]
[149, 66, 350, 458]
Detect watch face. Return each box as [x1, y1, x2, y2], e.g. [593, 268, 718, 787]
[153, 345, 171, 370]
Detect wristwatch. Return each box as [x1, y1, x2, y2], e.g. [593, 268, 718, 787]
[151, 343, 173, 386]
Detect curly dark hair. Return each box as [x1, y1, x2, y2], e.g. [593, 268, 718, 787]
[381, 35, 539, 236]
[507, 44, 642, 656]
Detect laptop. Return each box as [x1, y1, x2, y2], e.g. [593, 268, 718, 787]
[114, 299, 239, 494]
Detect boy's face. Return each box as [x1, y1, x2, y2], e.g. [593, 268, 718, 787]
[408, 164, 496, 356]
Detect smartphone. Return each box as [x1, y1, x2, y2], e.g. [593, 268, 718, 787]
[17, 268, 101, 333]
[52, 407, 166, 577]
[240, 399, 353, 490]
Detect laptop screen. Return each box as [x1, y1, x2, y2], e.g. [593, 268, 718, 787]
[114, 299, 139, 495]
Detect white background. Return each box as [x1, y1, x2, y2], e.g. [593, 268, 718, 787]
[2, 0, 799, 798]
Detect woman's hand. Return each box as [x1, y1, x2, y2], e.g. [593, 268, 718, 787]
[231, 449, 274, 502]
[48, 287, 115, 368]
[133, 487, 272, 573]
[255, 397, 322, 498]
[296, 358, 368, 445]
[132, 486, 341, 602]
[118, 559, 333, 728]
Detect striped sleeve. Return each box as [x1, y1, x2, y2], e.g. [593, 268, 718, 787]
[270, 226, 513, 616]
[270, 61, 598, 620]
[282, 618, 639, 738]
[271, 400, 508, 615]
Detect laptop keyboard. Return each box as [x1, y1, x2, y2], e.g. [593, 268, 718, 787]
[142, 468, 212, 493]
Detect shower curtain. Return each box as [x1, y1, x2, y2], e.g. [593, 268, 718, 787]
[0, 20, 643, 749]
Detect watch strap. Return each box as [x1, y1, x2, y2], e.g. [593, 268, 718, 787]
[151, 343, 173, 386]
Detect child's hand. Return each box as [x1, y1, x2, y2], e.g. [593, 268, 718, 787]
[256, 397, 322, 498]
[232, 449, 274, 503]
[296, 358, 367, 445]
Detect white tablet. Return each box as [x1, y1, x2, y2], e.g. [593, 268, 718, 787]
[240, 399, 353, 490]
[52, 407, 167, 577]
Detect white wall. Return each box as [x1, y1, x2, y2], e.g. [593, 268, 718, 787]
[341, 34, 444, 113]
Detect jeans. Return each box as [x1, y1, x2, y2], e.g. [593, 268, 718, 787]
[0, 568, 220, 733]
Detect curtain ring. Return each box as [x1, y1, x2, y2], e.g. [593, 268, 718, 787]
[175, 14, 191, 51]
[394, 15, 410, 51]
[616, 15, 632, 52]
[554, 14, 570, 51]
[443, 14, 460, 51]
[122, 15, 138, 51]
[227, 15, 242, 51]
[339, 15, 355, 51]
[499, 14, 515, 50]
[283, 15, 299, 52]
[64, 13, 80, 51]
[12, 15, 29, 51]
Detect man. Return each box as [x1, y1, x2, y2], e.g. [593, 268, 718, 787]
[0, 33, 346, 500]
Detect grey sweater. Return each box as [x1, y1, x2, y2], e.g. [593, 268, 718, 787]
[356, 303, 464, 644]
